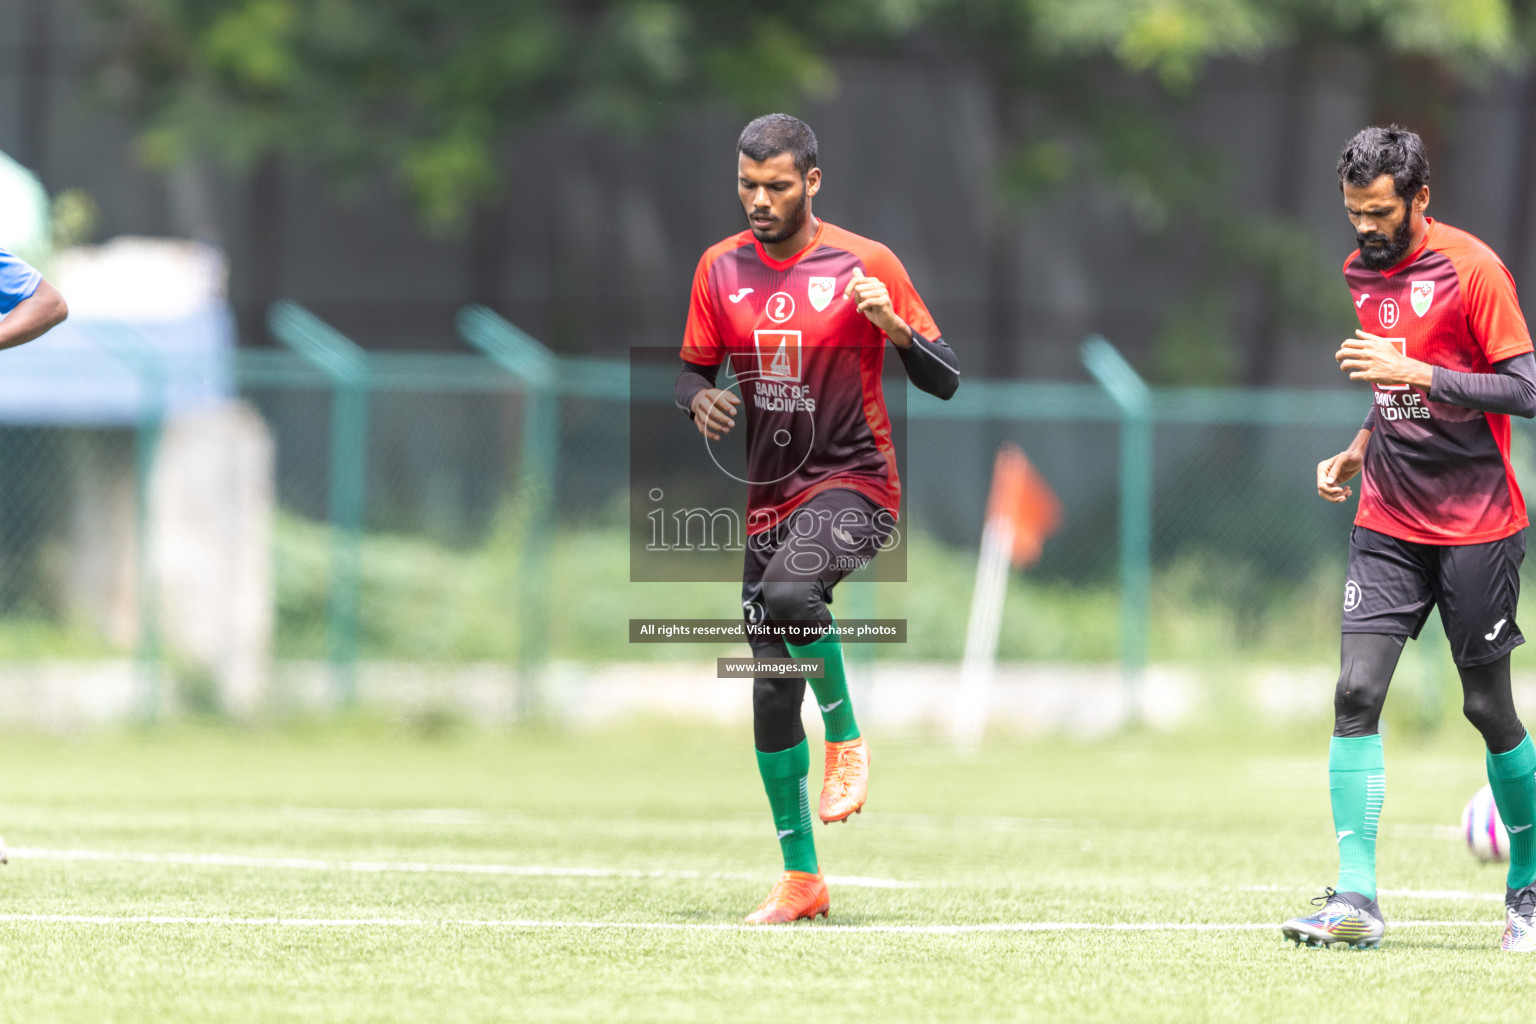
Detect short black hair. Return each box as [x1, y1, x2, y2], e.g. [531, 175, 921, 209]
[1337, 125, 1430, 202]
[738, 114, 818, 178]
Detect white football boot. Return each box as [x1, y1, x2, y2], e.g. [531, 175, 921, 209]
[1503, 885, 1536, 951]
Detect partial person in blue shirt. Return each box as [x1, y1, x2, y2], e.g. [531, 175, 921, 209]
[0, 246, 64, 868]
[0, 246, 67, 348]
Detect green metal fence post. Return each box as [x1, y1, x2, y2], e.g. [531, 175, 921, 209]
[93, 324, 166, 721]
[268, 302, 370, 708]
[1081, 336, 1152, 706]
[455, 306, 559, 718]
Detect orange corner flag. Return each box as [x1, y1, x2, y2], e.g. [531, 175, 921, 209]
[985, 444, 1061, 569]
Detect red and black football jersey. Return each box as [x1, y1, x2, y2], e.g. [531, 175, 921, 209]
[680, 220, 940, 535]
[1346, 218, 1533, 544]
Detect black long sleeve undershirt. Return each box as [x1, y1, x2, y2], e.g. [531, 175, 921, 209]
[896, 330, 961, 400]
[1428, 352, 1536, 418]
[674, 332, 961, 418]
[1364, 352, 1536, 430]
[675, 360, 718, 417]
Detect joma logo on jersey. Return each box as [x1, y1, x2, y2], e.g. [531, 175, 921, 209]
[753, 330, 802, 381]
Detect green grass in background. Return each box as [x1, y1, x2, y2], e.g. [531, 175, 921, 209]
[0, 618, 118, 659]
[272, 513, 1358, 665]
[0, 720, 1531, 1022]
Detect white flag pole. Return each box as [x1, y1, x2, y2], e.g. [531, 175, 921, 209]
[953, 515, 1015, 751]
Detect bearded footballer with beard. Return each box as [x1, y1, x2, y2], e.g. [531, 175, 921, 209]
[1283, 125, 1536, 952]
[674, 114, 959, 923]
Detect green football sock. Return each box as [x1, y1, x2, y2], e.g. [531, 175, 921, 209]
[756, 741, 817, 874]
[1487, 733, 1536, 891]
[1330, 734, 1385, 900]
[786, 622, 860, 743]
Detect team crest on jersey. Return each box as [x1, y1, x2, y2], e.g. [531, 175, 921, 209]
[807, 276, 836, 312]
[753, 330, 802, 381]
[1410, 280, 1435, 317]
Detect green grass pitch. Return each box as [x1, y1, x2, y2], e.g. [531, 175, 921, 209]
[0, 718, 1533, 1022]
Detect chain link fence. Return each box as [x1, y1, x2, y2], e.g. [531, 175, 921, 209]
[0, 305, 1528, 725]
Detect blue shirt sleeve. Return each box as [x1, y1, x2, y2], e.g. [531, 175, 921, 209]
[0, 248, 42, 316]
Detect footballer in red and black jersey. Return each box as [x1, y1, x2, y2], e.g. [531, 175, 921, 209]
[1345, 218, 1533, 545]
[673, 115, 960, 923]
[1290, 123, 1536, 954]
[680, 219, 942, 535]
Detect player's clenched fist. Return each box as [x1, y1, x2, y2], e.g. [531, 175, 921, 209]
[844, 269, 910, 346]
[690, 387, 740, 441]
[1336, 330, 1431, 389]
[1317, 447, 1365, 503]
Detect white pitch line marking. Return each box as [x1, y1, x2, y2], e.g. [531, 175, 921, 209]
[1, 806, 1101, 836]
[282, 809, 520, 825]
[0, 915, 1499, 933]
[5, 848, 912, 889]
[1379, 888, 1505, 902]
[1239, 883, 1503, 902]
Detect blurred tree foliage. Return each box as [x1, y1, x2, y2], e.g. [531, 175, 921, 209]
[84, 0, 922, 233]
[84, 0, 1528, 380]
[926, 0, 1522, 382]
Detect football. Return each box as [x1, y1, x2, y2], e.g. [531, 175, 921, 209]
[1463, 785, 1510, 863]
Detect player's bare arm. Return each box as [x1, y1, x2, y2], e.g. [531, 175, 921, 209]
[1317, 428, 1371, 503]
[843, 270, 912, 348]
[0, 279, 67, 351]
[1336, 330, 1432, 389]
[845, 265, 960, 399]
[840, 265, 959, 398]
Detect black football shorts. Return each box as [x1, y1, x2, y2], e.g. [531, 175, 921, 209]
[740, 486, 894, 634]
[1342, 524, 1526, 666]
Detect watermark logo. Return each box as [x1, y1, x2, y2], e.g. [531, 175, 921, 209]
[641, 489, 900, 560]
[629, 345, 906, 583]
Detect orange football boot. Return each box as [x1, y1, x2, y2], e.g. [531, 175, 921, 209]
[744, 870, 830, 924]
[819, 737, 869, 823]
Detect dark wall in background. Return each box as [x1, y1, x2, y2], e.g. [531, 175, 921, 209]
[3, 3, 1534, 389]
